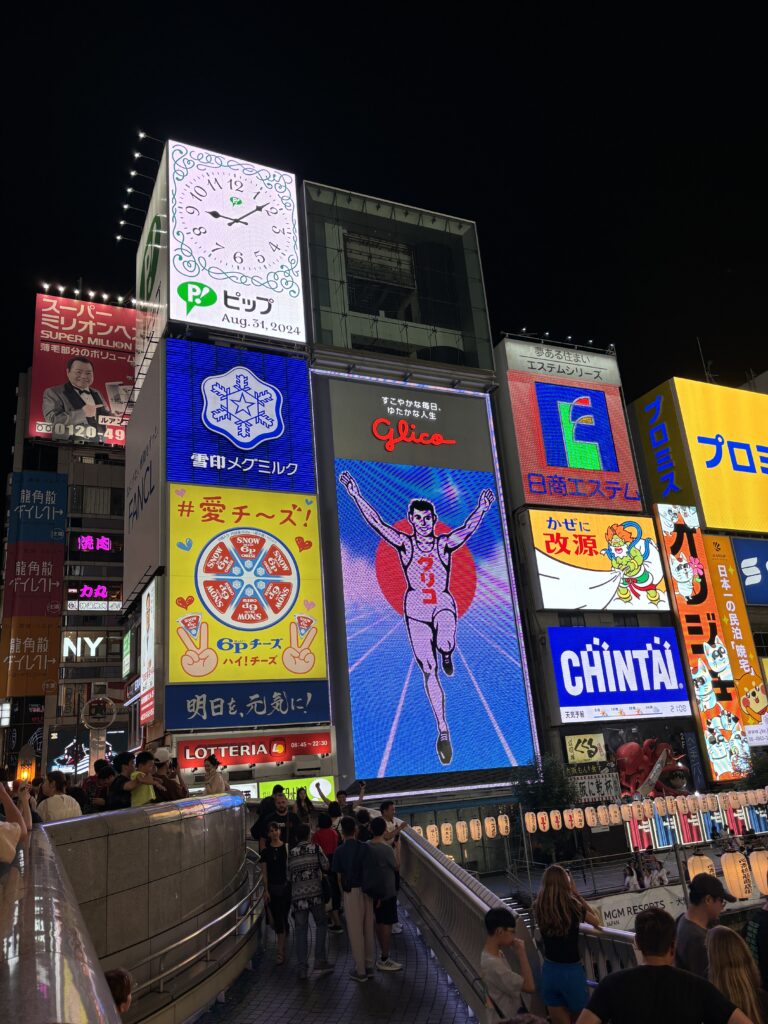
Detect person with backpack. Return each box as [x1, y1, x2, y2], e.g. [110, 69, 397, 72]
[365, 816, 402, 971]
[287, 823, 334, 980]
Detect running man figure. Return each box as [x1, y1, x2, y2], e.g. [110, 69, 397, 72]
[339, 471, 495, 766]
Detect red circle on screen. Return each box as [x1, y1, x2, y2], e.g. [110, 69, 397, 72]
[374, 519, 477, 617]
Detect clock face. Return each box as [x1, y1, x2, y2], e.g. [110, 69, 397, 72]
[168, 141, 306, 342]
[175, 164, 296, 278]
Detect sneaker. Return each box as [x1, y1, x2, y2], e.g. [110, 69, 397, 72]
[349, 970, 368, 983]
[314, 961, 334, 976]
[441, 651, 454, 676]
[391, 923, 403, 934]
[376, 958, 403, 972]
[298, 967, 309, 980]
[436, 731, 453, 765]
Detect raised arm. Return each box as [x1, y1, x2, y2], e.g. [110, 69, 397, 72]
[445, 489, 494, 551]
[339, 472, 406, 549]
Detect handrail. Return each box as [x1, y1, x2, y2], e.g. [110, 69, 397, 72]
[131, 872, 264, 996]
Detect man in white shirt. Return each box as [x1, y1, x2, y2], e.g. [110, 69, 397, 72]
[37, 771, 83, 823]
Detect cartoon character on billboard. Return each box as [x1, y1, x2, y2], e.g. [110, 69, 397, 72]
[339, 470, 494, 766]
[692, 660, 749, 779]
[736, 675, 768, 727]
[602, 521, 663, 606]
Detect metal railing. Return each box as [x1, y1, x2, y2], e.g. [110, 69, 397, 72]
[130, 853, 264, 997]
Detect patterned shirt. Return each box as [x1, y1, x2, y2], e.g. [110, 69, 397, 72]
[287, 842, 329, 910]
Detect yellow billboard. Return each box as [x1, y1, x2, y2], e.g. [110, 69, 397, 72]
[674, 378, 768, 533]
[168, 483, 326, 685]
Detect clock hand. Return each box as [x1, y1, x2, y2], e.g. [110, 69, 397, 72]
[226, 203, 269, 226]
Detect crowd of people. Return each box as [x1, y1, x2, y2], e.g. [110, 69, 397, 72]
[480, 864, 767, 1024]
[623, 852, 669, 891]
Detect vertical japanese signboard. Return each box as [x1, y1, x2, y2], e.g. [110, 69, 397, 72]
[703, 536, 768, 748]
[325, 374, 537, 780]
[655, 504, 752, 781]
[135, 146, 169, 400]
[140, 580, 156, 726]
[27, 294, 136, 446]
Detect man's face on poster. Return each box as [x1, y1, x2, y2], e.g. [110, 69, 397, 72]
[409, 506, 436, 538]
[67, 360, 94, 390]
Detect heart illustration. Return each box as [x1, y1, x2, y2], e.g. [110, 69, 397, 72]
[176, 596, 194, 610]
[305, 498, 314, 505]
[177, 538, 193, 551]
[304, 599, 316, 611]
[295, 537, 312, 552]
[174, 488, 186, 497]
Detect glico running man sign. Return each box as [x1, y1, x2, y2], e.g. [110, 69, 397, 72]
[323, 374, 537, 781]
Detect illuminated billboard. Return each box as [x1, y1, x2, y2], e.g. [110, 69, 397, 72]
[325, 374, 536, 779]
[176, 730, 332, 769]
[731, 536, 768, 606]
[655, 504, 752, 781]
[165, 338, 314, 493]
[549, 627, 690, 723]
[703, 536, 768, 748]
[527, 509, 669, 611]
[0, 618, 60, 697]
[27, 294, 136, 446]
[168, 140, 306, 343]
[165, 482, 328, 730]
[674, 379, 767, 534]
[140, 579, 156, 726]
[502, 367, 641, 510]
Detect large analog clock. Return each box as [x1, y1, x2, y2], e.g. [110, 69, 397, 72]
[170, 142, 300, 290]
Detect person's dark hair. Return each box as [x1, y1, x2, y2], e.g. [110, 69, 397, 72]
[67, 786, 87, 809]
[204, 755, 220, 768]
[634, 908, 676, 956]
[328, 801, 341, 818]
[271, 783, 284, 794]
[113, 751, 135, 770]
[336, 789, 347, 799]
[484, 906, 517, 935]
[105, 968, 132, 1008]
[93, 759, 108, 774]
[136, 751, 154, 768]
[47, 770, 67, 793]
[371, 817, 387, 837]
[66, 356, 94, 371]
[380, 800, 395, 815]
[318, 813, 332, 829]
[295, 823, 311, 843]
[408, 498, 436, 519]
[32, 776, 45, 788]
[355, 808, 371, 825]
[340, 815, 357, 837]
[97, 764, 116, 781]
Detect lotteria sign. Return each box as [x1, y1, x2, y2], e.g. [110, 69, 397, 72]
[549, 626, 691, 723]
[176, 730, 331, 769]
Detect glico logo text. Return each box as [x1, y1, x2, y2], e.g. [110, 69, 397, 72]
[371, 417, 457, 454]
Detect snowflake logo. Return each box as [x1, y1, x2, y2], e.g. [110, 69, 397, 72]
[200, 366, 284, 451]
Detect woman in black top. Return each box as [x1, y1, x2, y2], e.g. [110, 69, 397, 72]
[532, 864, 601, 1024]
[260, 821, 290, 964]
[295, 787, 313, 825]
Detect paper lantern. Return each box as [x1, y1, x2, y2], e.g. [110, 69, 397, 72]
[440, 822, 454, 846]
[620, 804, 632, 823]
[563, 808, 575, 829]
[524, 812, 537, 834]
[632, 803, 645, 822]
[412, 825, 424, 838]
[549, 810, 562, 831]
[665, 797, 677, 815]
[748, 850, 768, 896]
[655, 797, 667, 815]
[707, 794, 720, 813]
[585, 807, 597, 827]
[497, 814, 511, 836]
[687, 795, 702, 813]
[607, 804, 621, 826]
[687, 854, 716, 879]
[721, 852, 754, 899]
[470, 818, 483, 841]
[642, 799, 654, 819]
[484, 816, 498, 839]
[426, 824, 440, 848]
[675, 796, 689, 815]
[597, 805, 610, 827]
[727, 792, 742, 809]
[536, 811, 550, 833]
[572, 807, 585, 830]
[456, 820, 469, 843]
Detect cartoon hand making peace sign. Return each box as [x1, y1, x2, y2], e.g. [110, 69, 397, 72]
[176, 621, 219, 677]
[281, 622, 318, 675]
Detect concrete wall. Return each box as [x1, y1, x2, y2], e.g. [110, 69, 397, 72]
[44, 793, 249, 987]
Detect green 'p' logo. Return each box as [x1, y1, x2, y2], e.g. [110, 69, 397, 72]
[177, 282, 217, 316]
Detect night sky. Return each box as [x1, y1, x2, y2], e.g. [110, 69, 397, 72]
[7, 17, 765, 481]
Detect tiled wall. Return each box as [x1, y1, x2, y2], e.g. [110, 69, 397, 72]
[44, 794, 249, 982]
